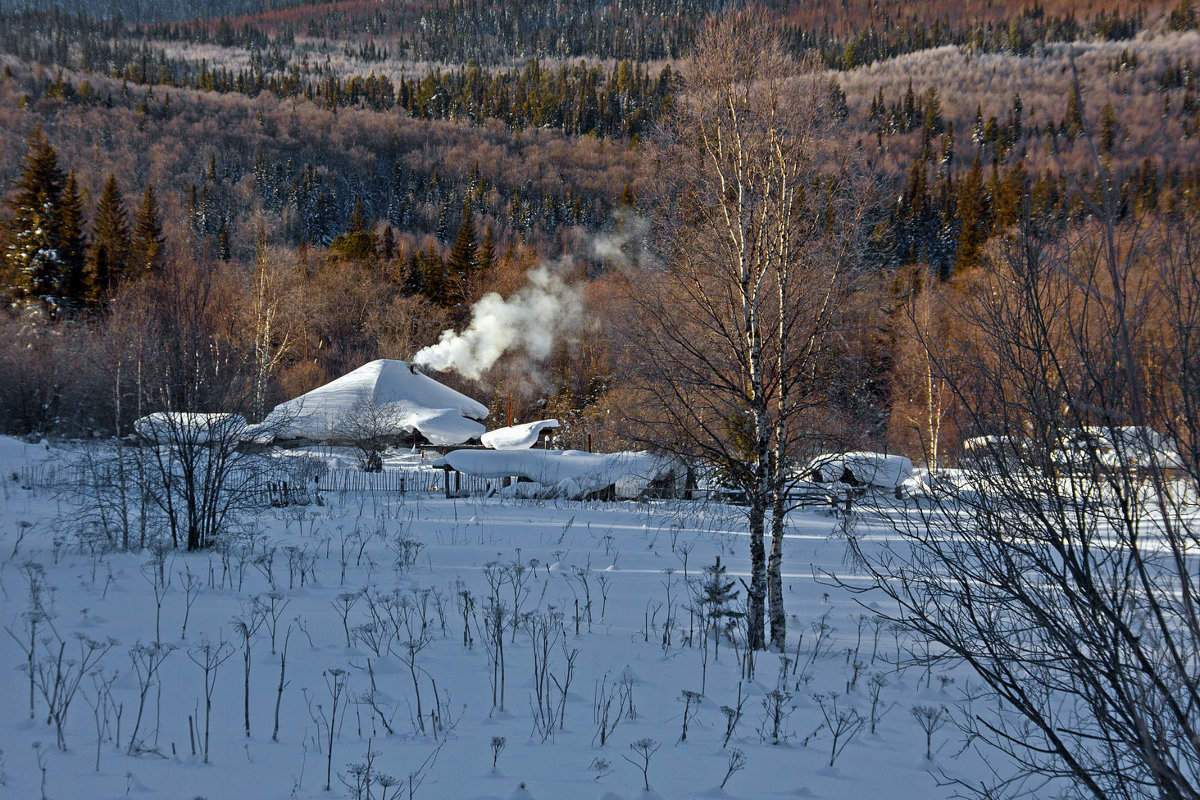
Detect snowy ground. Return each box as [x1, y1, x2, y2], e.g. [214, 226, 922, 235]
[0, 436, 988, 800]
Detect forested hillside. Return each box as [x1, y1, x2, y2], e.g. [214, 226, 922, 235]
[1, 0, 1197, 465]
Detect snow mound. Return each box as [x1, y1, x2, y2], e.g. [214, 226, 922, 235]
[0, 435, 58, 466]
[481, 419, 559, 450]
[433, 449, 675, 499]
[260, 360, 487, 446]
[507, 783, 537, 800]
[806, 451, 913, 489]
[134, 412, 247, 443]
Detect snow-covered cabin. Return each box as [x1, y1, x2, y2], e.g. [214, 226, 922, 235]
[480, 419, 559, 450]
[805, 451, 913, 489]
[252, 360, 488, 447]
[1050, 426, 1185, 472]
[433, 449, 679, 500]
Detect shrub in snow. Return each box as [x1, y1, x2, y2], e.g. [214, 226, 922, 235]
[911, 704, 949, 761]
[815, 692, 866, 767]
[622, 737, 660, 793]
[490, 735, 506, 771]
[721, 748, 747, 790]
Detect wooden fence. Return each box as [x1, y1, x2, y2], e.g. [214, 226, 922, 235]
[316, 468, 491, 497]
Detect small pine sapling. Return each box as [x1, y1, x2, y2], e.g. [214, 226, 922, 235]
[698, 556, 741, 662]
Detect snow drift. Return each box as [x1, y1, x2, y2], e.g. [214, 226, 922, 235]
[134, 412, 247, 444]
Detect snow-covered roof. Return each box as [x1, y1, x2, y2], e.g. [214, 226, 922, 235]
[1053, 426, 1184, 470]
[259, 360, 487, 446]
[480, 419, 559, 450]
[433, 449, 675, 499]
[962, 434, 1027, 452]
[134, 412, 247, 444]
[806, 451, 913, 488]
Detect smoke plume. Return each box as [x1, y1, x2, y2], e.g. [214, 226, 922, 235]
[589, 208, 648, 269]
[412, 264, 584, 380]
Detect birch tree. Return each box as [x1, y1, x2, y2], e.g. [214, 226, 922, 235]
[249, 233, 292, 422]
[632, 9, 870, 650]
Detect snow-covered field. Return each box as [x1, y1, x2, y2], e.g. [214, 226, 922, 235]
[0, 436, 987, 800]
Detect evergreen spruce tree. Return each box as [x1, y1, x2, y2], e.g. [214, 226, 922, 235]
[58, 169, 88, 309]
[1099, 101, 1118, 155]
[478, 224, 496, 275]
[419, 241, 446, 306]
[954, 155, 989, 272]
[130, 184, 165, 276]
[435, 202, 449, 241]
[939, 122, 955, 174]
[401, 250, 424, 296]
[446, 198, 478, 280]
[381, 225, 396, 260]
[698, 556, 743, 639]
[619, 181, 636, 208]
[329, 194, 376, 259]
[3, 127, 69, 315]
[88, 173, 131, 302]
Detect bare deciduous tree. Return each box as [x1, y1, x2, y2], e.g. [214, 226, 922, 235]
[334, 388, 405, 472]
[630, 9, 872, 650]
[844, 131, 1200, 798]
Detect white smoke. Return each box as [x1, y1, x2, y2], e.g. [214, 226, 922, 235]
[412, 264, 584, 380]
[589, 208, 649, 269]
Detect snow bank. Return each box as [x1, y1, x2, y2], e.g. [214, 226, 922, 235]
[260, 359, 487, 446]
[806, 451, 913, 489]
[134, 412, 247, 443]
[433, 449, 675, 499]
[480, 419, 559, 450]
